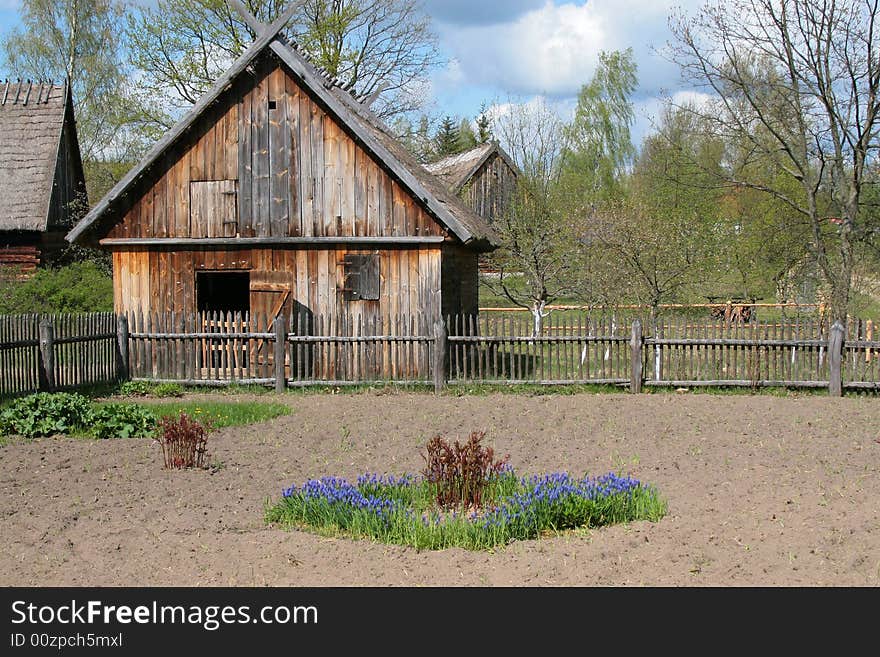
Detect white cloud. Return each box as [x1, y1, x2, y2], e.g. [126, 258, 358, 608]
[0, 1, 20, 10]
[438, 0, 704, 98]
[670, 89, 715, 109]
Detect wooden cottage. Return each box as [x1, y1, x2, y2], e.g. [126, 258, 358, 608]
[67, 6, 498, 382]
[0, 80, 86, 274]
[425, 141, 518, 226]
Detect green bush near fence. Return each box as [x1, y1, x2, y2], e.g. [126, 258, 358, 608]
[0, 262, 113, 314]
[0, 392, 92, 437]
[0, 392, 291, 439]
[118, 381, 184, 398]
[88, 403, 157, 439]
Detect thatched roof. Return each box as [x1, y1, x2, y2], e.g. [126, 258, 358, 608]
[425, 142, 519, 194]
[67, 8, 500, 251]
[0, 80, 68, 232]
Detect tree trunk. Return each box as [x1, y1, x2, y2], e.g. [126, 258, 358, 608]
[531, 299, 547, 338]
[830, 220, 856, 325]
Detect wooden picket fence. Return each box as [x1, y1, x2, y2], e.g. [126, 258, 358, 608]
[2, 311, 880, 397]
[0, 313, 122, 397]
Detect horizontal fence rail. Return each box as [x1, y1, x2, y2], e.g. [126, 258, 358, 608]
[2, 311, 880, 396]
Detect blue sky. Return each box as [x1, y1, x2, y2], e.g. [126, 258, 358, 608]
[0, 0, 706, 144]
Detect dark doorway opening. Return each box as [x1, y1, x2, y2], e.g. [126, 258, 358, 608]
[196, 271, 250, 313]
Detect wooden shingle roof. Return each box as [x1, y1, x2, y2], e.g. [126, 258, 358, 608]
[67, 5, 500, 251]
[0, 80, 68, 232]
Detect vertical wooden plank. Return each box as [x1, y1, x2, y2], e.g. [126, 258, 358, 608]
[239, 88, 254, 237]
[252, 63, 270, 236]
[391, 183, 405, 237]
[225, 99, 239, 182]
[297, 85, 313, 237]
[269, 66, 290, 237]
[829, 321, 844, 396]
[366, 160, 379, 236]
[284, 72, 301, 237]
[342, 133, 356, 237]
[353, 147, 366, 237]
[323, 118, 339, 237]
[310, 96, 324, 236]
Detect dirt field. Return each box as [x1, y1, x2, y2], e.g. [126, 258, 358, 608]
[1, 390, 878, 586]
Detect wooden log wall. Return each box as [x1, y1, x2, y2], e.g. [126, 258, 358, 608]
[107, 53, 445, 241]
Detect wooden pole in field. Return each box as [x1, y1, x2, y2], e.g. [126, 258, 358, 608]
[828, 320, 844, 397]
[630, 319, 643, 393]
[433, 320, 447, 393]
[38, 317, 55, 392]
[273, 315, 287, 393]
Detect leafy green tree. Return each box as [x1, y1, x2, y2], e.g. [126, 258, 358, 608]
[1, 0, 144, 202]
[561, 48, 637, 205]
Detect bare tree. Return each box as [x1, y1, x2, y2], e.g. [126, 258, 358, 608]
[669, 0, 880, 323]
[587, 200, 713, 328]
[486, 99, 584, 336]
[126, 0, 441, 129]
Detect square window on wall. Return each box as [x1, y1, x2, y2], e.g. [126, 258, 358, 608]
[342, 253, 380, 301]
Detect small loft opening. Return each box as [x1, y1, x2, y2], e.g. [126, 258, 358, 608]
[196, 271, 250, 314]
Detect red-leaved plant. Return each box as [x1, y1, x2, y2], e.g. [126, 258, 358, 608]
[157, 412, 210, 469]
[421, 431, 509, 509]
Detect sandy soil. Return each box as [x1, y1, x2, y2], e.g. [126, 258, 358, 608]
[1, 390, 878, 586]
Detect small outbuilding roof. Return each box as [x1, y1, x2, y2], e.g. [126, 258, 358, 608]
[0, 80, 71, 232]
[425, 141, 519, 194]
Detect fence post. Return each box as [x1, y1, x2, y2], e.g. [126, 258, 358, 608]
[828, 320, 844, 397]
[630, 319, 643, 393]
[274, 315, 287, 393]
[116, 314, 130, 382]
[433, 320, 447, 393]
[38, 317, 55, 392]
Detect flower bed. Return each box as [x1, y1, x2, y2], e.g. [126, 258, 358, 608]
[266, 470, 667, 550]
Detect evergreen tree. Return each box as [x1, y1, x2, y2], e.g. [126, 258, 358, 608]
[476, 103, 492, 143]
[434, 115, 460, 158]
[457, 118, 478, 152]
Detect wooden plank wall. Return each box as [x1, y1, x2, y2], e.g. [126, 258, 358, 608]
[460, 153, 517, 224]
[441, 244, 478, 321]
[111, 246, 442, 328]
[108, 53, 445, 241]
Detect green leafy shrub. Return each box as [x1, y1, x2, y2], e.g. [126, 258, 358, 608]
[0, 261, 112, 314]
[118, 381, 152, 397]
[157, 412, 210, 469]
[89, 404, 157, 439]
[152, 382, 183, 398]
[0, 392, 92, 438]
